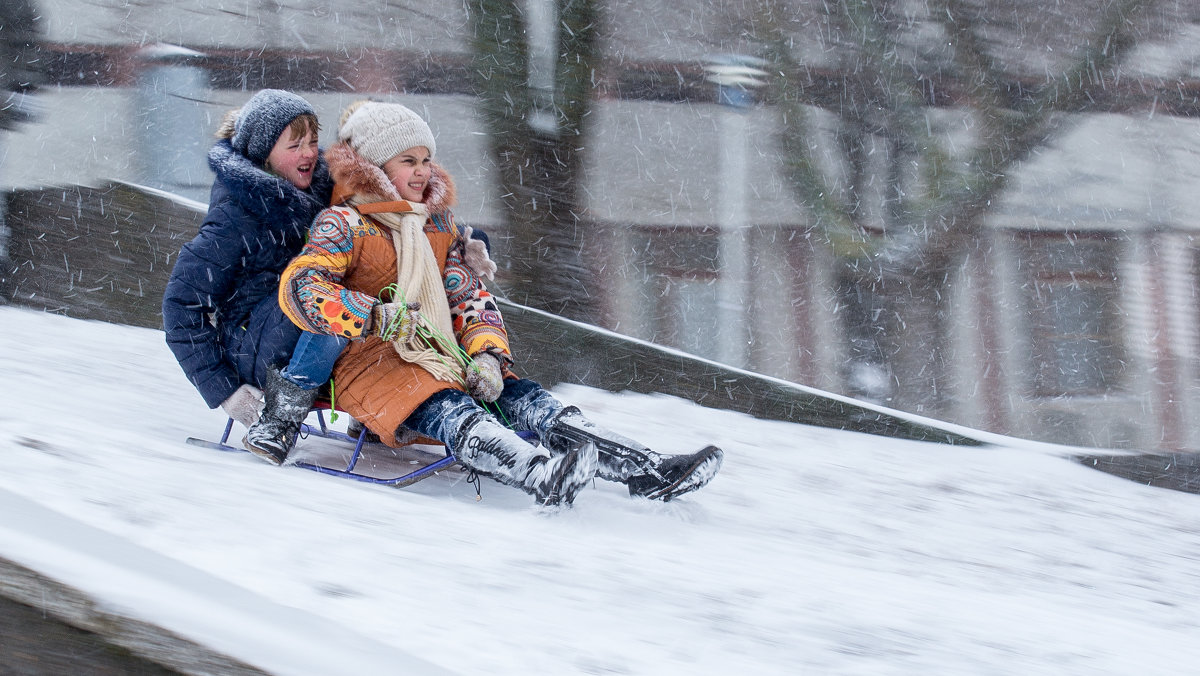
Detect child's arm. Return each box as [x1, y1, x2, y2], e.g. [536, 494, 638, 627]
[279, 207, 378, 338]
[441, 215, 512, 365]
[163, 209, 249, 408]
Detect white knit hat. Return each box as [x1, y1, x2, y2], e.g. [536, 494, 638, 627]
[337, 101, 436, 166]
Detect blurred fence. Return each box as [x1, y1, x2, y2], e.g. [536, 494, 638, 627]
[1, 182, 984, 446]
[4, 183, 201, 326]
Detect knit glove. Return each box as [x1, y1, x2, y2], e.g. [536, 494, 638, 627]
[370, 301, 421, 342]
[465, 352, 505, 403]
[220, 384, 263, 428]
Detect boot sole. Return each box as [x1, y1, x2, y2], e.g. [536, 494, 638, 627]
[636, 446, 723, 501]
[242, 435, 287, 466]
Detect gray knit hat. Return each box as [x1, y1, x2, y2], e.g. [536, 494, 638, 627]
[337, 101, 436, 166]
[230, 89, 316, 165]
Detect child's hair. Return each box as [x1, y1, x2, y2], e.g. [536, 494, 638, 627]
[283, 113, 321, 141]
[215, 110, 320, 142]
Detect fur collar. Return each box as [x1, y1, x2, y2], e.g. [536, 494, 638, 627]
[207, 139, 334, 222]
[325, 142, 456, 215]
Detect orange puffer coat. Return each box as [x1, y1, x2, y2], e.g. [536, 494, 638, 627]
[279, 143, 510, 446]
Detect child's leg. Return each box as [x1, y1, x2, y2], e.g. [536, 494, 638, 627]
[490, 378, 564, 437]
[402, 389, 485, 450]
[495, 379, 723, 501]
[280, 332, 349, 390]
[245, 332, 346, 464]
[403, 388, 595, 506]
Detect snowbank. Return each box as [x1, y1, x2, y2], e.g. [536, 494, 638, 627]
[1, 305, 1199, 675]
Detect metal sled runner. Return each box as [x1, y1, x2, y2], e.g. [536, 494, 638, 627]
[185, 405, 459, 488]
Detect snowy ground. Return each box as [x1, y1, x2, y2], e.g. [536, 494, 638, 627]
[1, 305, 1199, 675]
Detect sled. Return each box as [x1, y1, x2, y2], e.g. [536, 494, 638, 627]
[185, 403, 460, 488]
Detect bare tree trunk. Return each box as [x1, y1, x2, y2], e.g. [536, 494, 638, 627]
[468, 0, 601, 322]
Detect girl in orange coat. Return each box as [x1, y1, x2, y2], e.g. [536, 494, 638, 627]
[278, 101, 722, 506]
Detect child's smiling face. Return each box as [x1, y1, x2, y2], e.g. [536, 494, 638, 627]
[382, 146, 432, 202]
[265, 127, 320, 190]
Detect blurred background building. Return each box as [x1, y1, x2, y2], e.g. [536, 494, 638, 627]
[4, 0, 1200, 452]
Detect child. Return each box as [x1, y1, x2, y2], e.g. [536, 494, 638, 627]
[163, 89, 346, 465]
[275, 100, 723, 506]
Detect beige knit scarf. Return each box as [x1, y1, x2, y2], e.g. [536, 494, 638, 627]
[347, 195, 464, 384]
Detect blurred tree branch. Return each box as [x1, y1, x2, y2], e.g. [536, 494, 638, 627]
[761, 0, 1146, 265]
[754, 0, 1149, 406]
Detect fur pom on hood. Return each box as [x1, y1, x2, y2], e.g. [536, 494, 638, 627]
[325, 141, 456, 215]
[215, 109, 238, 140]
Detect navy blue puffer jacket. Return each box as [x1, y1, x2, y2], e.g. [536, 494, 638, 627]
[163, 139, 334, 409]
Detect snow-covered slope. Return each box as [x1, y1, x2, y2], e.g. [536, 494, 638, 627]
[1, 306, 1198, 675]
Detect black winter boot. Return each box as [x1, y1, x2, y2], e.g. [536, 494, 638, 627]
[543, 407, 723, 501]
[244, 367, 320, 465]
[624, 445, 724, 501]
[455, 413, 598, 507]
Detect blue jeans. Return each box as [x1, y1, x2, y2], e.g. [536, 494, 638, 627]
[403, 378, 564, 452]
[280, 332, 349, 390]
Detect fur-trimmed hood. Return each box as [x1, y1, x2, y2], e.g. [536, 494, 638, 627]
[207, 138, 334, 223]
[324, 141, 456, 215]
